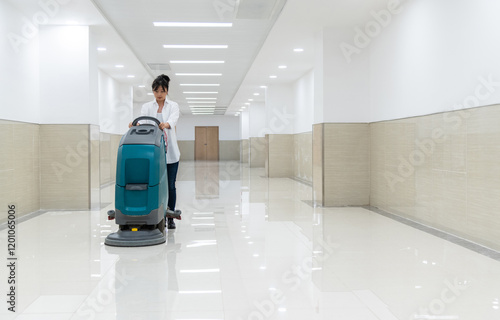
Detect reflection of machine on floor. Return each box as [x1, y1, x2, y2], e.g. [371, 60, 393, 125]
[104, 234, 179, 319]
[105, 116, 180, 247]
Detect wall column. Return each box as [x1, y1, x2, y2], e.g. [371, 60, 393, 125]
[312, 27, 371, 206]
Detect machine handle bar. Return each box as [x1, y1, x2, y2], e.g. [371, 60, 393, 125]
[131, 116, 161, 127]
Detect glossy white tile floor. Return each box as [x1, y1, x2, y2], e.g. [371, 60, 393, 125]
[1, 161, 500, 320]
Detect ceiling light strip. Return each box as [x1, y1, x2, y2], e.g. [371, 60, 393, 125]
[183, 91, 218, 94]
[176, 73, 222, 76]
[171, 61, 224, 64]
[154, 22, 232, 27]
[164, 45, 228, 49]
[187, 101, 217, 104]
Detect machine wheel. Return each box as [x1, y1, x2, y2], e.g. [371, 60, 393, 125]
[157, 218, 166, 235]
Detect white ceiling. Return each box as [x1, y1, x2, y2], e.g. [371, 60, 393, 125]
[91, 0, 288, 116]
[10, 0, 396, 116]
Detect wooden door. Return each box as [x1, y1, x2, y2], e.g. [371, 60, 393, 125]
[195, 126, 219, 161]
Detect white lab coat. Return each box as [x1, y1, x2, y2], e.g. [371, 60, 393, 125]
[139, 97, 181, 164]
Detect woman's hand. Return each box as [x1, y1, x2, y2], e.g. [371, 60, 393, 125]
[159, 122, 171, 130]
[129, 122, 141, 128]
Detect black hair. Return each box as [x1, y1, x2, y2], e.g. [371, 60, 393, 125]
[152, 74, 170, 92]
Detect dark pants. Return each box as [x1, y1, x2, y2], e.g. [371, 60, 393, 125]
[167, 161, 179, 213]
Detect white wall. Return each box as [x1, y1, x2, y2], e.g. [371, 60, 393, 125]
[293, 69, 314, 133]
[240, 110, 249, 139]
[248, 102, 266, 137]
[313, 30, 324, 125]
[177, 115, 240, 140]
[39, 26, 93, 124]
[266, 84, 294, 134]
[322, 27, 370, 123]
[99, 70, 133, 134]
[0, 1, 40, 123]
[370, 0, 500, 122]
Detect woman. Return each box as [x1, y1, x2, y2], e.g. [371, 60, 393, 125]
[129, 74, 181, 229]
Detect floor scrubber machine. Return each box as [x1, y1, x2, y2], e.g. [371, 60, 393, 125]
[105, 116, 180, 247]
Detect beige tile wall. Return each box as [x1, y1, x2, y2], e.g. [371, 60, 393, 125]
[250, 137, 266, 168]
[99, 133, 111, 185]
[90, 125, 100, 210]
[220, 140, 241, 161]
[241, 139, 249, 164]
[110, 134, 121, 180]
[371, 104, 500, 251]
[266, 134, 293, 178]
[178, 140, 194, 160]
[293, 132, 312, 183]
[323, 123, 370, 206]
[40, 125, 90, 210]
[0, 120, 40, 223]
[312, 124, 324, 206]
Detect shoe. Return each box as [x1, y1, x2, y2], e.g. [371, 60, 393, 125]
[166, 208, 182, 220]
[167, 218, 176, 229]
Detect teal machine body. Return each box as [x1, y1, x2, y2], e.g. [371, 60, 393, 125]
[105, 116, 168, 247]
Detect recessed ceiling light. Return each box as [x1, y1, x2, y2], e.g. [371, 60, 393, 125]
[97, 47, 106, 51]
[176, 73, 222, 76]
[294, 48, 304, 52]
[244, 103, 250, 105]
[187, 101, 216, 104]
[115, 64, 124, 68]
[154, 22, 232, 27]
[260, 85, 267, 88]
[278, 65, 287, 69]
[164, 44, 228, 49]
[170, 60, 224, 64]
[180, 84, 220, 86]
[269, 75, 277, 78]
[185, 97, 217, 100]
[138, 85, 145, 88]
[127, 75, 135, 78]
[183, 91, 218, 94]
[253, 93, 260, 96]
[248, 99, 253, 101]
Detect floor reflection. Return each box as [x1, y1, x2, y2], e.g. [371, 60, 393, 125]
[195, 161, 220, 199]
